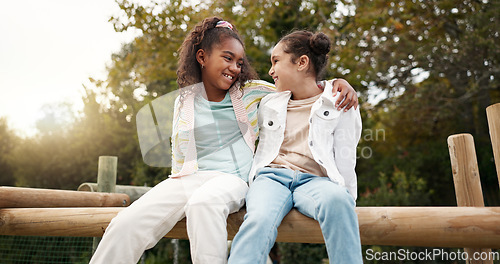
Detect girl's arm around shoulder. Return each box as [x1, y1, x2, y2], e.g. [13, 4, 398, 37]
[240, 80, 277, 109]
[241, 79, 276, 93]
[322, 78, 359, 111]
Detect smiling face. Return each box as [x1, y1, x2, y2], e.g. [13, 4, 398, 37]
[268, 42, 299, 92]
[197, 37, 245, 101]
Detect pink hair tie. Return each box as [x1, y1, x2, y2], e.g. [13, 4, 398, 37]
[216, 20, 233, 30]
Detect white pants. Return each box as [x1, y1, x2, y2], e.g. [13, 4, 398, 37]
[89, 171, 248, 264]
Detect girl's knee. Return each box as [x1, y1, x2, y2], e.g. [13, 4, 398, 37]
[246, 207, 270, 222]
[321, 187, 355, 209]
[107, 211, 137, 232]
[185, 195, 229, 219]
[239, 210, 272, 232]
[187, 190, 227, 208]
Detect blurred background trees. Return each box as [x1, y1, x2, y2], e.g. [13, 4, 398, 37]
[1, 0, 498, 263]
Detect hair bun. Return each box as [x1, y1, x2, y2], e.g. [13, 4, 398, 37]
[309, 32, 331, 55]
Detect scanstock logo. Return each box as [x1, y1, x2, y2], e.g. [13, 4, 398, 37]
[136, 84, 251, 168]
[136, 88, 178, 168]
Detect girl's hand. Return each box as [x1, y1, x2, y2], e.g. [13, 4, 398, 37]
[332, 79, 358, 111]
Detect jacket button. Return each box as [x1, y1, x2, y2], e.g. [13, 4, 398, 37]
[268, 121, 273, 126]
[324, 111, 329, 116]
[309, 118, 312, 123]
[309, 141, 313, 146]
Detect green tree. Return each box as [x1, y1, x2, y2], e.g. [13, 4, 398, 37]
[11, 86, 141, 189]
[337, 0, 500, 205]
[85, 1, 499, 262]
[5, 0, 491, 262]
[0, 118, 17, 186]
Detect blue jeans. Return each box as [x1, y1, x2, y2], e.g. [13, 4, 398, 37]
[228, 167, 362, 264]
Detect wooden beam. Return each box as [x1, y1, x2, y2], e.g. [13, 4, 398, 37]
[1, 207, 500, 248]
[0, 186, 130, 208]
[486, 103, 500, 188]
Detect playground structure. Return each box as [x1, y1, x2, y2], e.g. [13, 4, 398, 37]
[1, 103, 499, 262]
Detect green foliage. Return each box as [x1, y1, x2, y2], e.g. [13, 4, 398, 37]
[0, 236, 93, 264]
[0, 118, 17, 186]
[358, 169, 431, 206]
[277, 243, 327, 264]
[338, 0, 499, 205]
[132, 161, 171, 187]
[9, 85, 141, 189]
[142, 239, 192, 264]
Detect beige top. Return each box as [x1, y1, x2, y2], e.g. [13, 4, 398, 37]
[270, 93, 327, 177]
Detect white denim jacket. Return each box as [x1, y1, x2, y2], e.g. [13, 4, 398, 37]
[249, 81, 362, 200]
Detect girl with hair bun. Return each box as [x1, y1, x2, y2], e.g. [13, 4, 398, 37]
[228, 30, 363, 264]
[90, 18, 358, 264]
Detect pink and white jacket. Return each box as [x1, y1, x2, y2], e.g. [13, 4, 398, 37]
[170, 80, 275, 177]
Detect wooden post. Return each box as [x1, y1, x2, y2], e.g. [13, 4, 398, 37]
[96, 156, 118, 193]
[448, 134, 485, 206]
[448, 134, 493, 264]
[486, 103, 500, 188]
[93, 156, 118, 254]
[1, 207, 500, 248]
[0, 186, 129, 208]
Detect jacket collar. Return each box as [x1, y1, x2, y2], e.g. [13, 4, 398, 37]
[228, 84, 257, 153]
[180, 82, 257, 153]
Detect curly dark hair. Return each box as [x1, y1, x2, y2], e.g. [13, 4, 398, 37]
[279, 30, 331, 81]
[176, 17, 258, 89]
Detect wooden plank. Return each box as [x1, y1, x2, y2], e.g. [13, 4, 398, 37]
[1, 207, 500, 248]
[486, 103, 500, 188]
[448, 134, 493, 264]
[0, 186, 130, 208]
